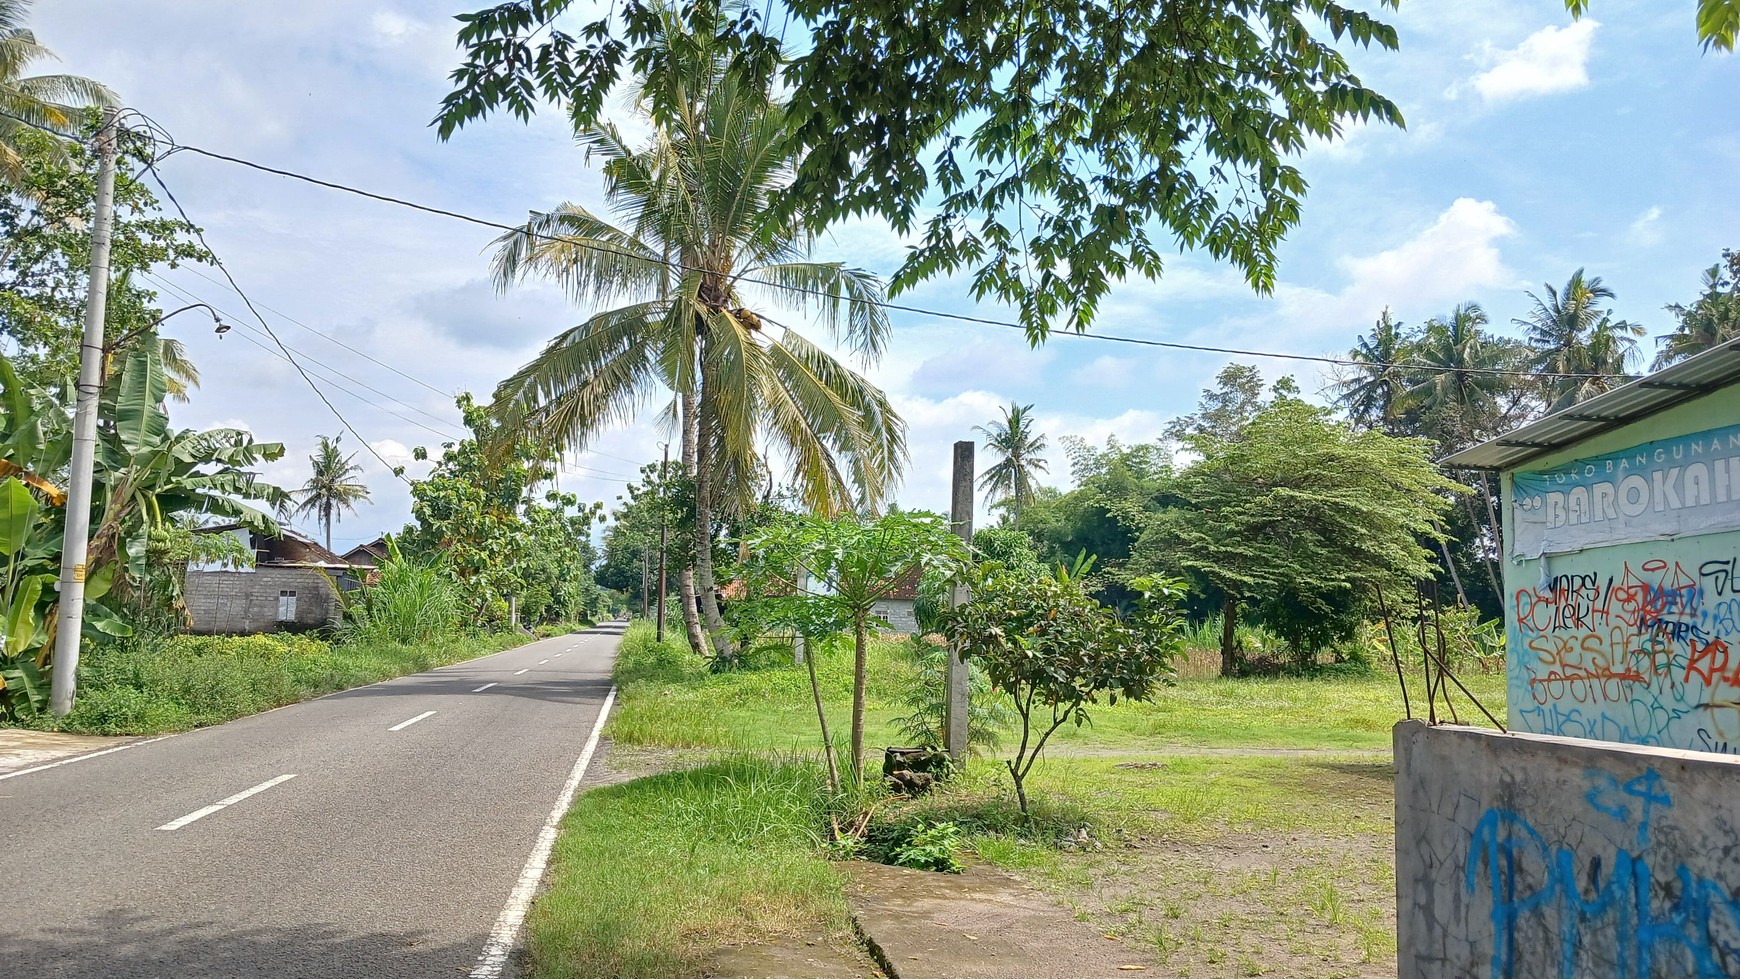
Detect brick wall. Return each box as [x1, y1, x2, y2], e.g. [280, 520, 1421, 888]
[185, 566, 341, 634]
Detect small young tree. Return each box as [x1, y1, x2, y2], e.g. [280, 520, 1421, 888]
[943, 565, 1185, 813]
[745, 511, 968, 790]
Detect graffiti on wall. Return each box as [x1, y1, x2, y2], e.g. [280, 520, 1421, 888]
[1511, 550, 1740, 752]
[1464, 766, 1740, 979]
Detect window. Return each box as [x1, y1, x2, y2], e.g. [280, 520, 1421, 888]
[277, 590, 298, 621]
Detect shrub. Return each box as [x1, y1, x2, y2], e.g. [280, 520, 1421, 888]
[347, 537, 462, 644]
[944, 565, 1184, 812]
[888, 820, 966, 873]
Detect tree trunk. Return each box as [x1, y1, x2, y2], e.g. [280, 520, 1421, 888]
[1437, 536, 1469, 607]
[850, 611, 869, 789]
[1461, 492, 1502, 599]
[678, 393, 706, 656]
[693, 371, 731, 659]
[807, 634, 840, 794]
[1219, 593, 1239, 677]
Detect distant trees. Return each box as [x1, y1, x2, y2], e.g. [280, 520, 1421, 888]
[1517, 269, 1643, 410]
[1655, 250, 1740, 368]
[975, 403, 1048, 527]
[1137, 398, 1459, 676]
[292, 435, 370, 550]
[400, 395, 606, 628]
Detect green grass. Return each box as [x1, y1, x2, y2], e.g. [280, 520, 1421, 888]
[523, 755, 851, 979]
[608, 622, 1506, 755]
[535, 620, 1507, 978]
[19, 630, 532, 735]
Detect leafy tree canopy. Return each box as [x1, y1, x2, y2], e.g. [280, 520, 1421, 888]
[400, 394, 606, 626]
[1134, 396, 1461, 671]
[437, 0, 1405, 337]
[0, 117, 212, 391]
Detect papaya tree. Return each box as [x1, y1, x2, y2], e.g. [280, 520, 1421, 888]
[743, 511, 968, 790]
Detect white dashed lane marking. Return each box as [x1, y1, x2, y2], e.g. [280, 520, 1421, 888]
[473, 683, 497, 693]
[157, 774, 298, 831]
[388, 711, 436, 732]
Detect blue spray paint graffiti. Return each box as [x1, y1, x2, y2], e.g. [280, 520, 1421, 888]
[1465, 768, 1740, 978]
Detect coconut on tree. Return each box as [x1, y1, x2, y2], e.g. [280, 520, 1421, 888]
[486, 5, 903, 658]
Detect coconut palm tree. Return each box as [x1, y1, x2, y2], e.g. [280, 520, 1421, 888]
[975, 403, 1049, 527]
[1332, 308, 1415, 433]
[292, 435, 371, 550]
[487, 6, 903, 658]
[0, 0, 116, 186]
[1654, 257, 1740, 369]
[1517, 269, 1644, 410]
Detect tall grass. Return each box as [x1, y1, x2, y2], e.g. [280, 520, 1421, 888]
[347, 541, 463, 644]
[36, 631, 527, 735]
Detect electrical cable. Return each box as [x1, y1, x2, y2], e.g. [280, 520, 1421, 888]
[0, 106, 1641, 384]
[141, 161, 417, 483]
[156, 139, 1636, 383]
[140, 272, 467, 438]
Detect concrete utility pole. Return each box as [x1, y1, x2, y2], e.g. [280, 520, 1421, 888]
[50, 108, 120, 717]
[656, 441, 669, 642]
[945, 439, 975, 762]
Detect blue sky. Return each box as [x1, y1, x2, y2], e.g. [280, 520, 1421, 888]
[32, 1, 1740, 544]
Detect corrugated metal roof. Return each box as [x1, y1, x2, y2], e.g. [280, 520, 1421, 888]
[1441, 337, 1740, 471]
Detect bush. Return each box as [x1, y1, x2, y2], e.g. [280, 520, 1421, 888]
[347, 539, 463, 644]
[48, 630, 525, 735]
[888, 820, 966, 873]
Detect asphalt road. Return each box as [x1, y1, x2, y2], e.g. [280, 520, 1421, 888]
[0, 621, 623, 979]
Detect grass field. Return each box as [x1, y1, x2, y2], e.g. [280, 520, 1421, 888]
[526, 621, 1507, 979]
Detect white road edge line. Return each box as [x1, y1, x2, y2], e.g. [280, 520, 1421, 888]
[156, 773, 298, 831]
[513, 669, 529, 676]
[0, 734, 175, 783]
[473, 683, 497, 693]
[469, 685, 616, 979]
[388, 710, 437, 732]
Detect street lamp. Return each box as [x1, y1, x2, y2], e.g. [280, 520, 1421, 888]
[104, 302, 227, 353]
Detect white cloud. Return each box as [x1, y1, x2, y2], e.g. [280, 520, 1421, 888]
[1334, 197, 1518, 310]
[1070, 355, 1134, 388]
[1466, 21, 1599, 102]
[1627, 206, 1664, 247]
[369, 438, 417, 469]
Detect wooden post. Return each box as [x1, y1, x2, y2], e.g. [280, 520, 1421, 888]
[945, 440, 974, 763]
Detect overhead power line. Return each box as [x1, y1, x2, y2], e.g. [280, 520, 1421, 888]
[0, 106, 1635, 384]
[141, 161, 415, 483]
[156, 138, 1635, 384]
[176, 263, 456, 399]
[140, 272, 466, 439]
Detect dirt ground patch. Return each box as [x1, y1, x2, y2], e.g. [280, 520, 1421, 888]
[1002, 756, 1401, 978]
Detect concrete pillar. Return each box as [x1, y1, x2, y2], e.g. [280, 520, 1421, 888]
[945, 440, 974, 763]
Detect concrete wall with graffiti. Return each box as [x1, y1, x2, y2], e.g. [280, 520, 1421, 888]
[1395, 721, 1740, 979]
[1503, 384, 1740, 753]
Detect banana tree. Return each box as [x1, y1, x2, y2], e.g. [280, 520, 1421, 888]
[90, 343, 288, 605]
[0, 476, 55, 716]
